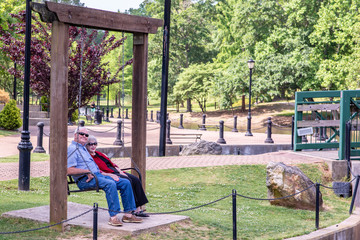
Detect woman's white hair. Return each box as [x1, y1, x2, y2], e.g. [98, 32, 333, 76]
[87, 135, 97, 143]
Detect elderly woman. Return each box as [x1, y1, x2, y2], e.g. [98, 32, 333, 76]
[86, 135, 149, 217]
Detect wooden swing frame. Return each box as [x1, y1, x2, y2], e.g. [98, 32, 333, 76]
[32, 1, 162, 230]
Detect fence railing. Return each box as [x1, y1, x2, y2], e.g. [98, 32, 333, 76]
[294, 90, 360, 160]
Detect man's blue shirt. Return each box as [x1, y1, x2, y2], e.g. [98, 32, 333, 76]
[67, 141, 100, 178]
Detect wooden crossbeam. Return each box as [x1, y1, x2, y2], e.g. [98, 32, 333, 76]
[297, 104, 340, 111]
[297, 120, 340, 127]
[32, 2, 163, 33]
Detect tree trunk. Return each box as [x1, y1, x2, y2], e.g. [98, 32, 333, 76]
[242, 95, 245, 112]
[186, 98, 192, 112]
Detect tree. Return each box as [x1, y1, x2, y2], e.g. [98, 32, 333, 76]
[173, 63, 214, 113]
[0, 11, 132, 118]
[145, 0, 217, 100]
[0, 0, 25, 96]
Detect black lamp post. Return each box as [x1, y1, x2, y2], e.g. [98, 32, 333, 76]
[13, 62, 17, 100]
[106, 71, 110, 122]
[245, 59, 255, 136]
[18, 0, 33, 190]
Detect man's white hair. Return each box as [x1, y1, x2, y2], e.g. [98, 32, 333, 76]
[74, 126, 88, 134]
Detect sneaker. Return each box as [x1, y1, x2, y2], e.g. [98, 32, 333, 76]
[122, 214, 143, 223]
[134, 210, 150, 217]
[108, 216, 123, 226]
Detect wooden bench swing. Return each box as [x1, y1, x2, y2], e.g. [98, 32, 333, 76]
[67, 167, 142, 195]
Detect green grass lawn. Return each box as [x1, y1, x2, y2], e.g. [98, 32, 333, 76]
[0, 129, 19, 137]
[0, 164, 352, 239]
[0, 153, 49, 163]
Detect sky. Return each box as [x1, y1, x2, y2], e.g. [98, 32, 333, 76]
[80, 0, 144, 13]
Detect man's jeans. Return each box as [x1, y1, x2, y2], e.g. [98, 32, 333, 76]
[77, 173, 136, 217]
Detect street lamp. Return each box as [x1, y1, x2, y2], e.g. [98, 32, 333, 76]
[13, 62, 17, 101]
[245, 59, 255, 136]
[106, 71, 111, 122]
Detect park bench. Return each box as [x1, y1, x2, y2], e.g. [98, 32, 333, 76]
[67, 167, 142, 195]
[85, 115, 93, 124]
[169, 133, 202, 144]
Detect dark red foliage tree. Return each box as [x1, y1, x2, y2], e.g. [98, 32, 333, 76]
[0, 11, 132, 118]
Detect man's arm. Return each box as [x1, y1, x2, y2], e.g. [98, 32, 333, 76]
[67, 167, 90, 175]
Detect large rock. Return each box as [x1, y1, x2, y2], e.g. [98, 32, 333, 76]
[179, 140, 222, 156]
[266, 162, 323, 211]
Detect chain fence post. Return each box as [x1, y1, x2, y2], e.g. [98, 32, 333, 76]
[113, 120, 123, 145]
[110, 108, 114, 118]
[345, 121, 351, 179]
[150, 110, 154, 122]
[291, 115, 294, 150]
[264, 117, 274, 143]
[200, 114, 207, 130]
[315, 183, 320, 229]
[217, 120, 226, 144]
[34, 122, 46, 153]
[350, 175, 360, 214]
[166, 119, 172, 144]
[232, 189, 237, 240]
[232, 115, 238, 132]
[93, 203, 98, 240]
[125, 108, 129, 119]
[117, 107, 121, 119]
[178, 113, 184, 129]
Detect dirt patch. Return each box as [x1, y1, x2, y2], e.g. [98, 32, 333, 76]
[176, 102, 294, 127]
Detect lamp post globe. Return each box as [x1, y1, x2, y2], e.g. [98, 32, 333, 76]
[245, 59, 255, 136]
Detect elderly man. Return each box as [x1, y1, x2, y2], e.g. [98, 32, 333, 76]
[67, 127, 142, 226]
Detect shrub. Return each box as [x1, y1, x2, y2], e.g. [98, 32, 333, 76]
[0, 89, 10, 104]
[0, 99, 22, 130]
[40, 95, 49, 111]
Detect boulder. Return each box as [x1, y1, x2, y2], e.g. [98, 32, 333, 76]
[266, 162, 323, 211]
[179, 140, 222, 156]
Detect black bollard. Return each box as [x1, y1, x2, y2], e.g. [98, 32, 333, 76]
[264, 117, 274, 143]
[102, 107, 105, 120]
[33, 122, 46, 153]
[217, 120, 226, 144]
[93, 203, 98, 240]
[166, 119, 172, 144]
[110, 108, 114, 118]
[345, 121, 352, 179]
[315, 183, 320, 229]
[146, 110, 149, 121]
[79, 120, 85, 127]
[199, 114, 207, 130]
[125, 108, 129, 119]
[113, 120, 124, 145]
[291, 115, 294, 150]
[232, 116, 238, 132]
[156, 111, 160, 123]
[117, 107, 121, 119]
[178, 113, 184, 129]
[232, 189, 237, 240]
[150, 110, 154, 122]
[349, 175, 360, 214]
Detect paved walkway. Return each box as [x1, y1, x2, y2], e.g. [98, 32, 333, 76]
[0, 117, 331, 182]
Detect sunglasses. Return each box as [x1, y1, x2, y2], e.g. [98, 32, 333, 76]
[77, 132, 89, 137]
[87, 142, 97, 146]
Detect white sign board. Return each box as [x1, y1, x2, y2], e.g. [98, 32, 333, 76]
[297, 127, 313, 136]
